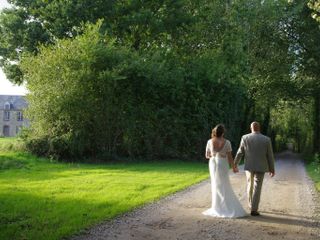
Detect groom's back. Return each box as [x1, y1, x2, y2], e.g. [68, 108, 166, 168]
[241, 133, 274, 172]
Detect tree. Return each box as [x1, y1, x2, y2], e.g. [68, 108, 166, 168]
[308, 0, 320, 22]
[21, 20, 249, 160]
[220, 0, 298, 136]
[270, 100, 313, 153]
[285, 1, 320, 153]
[0, 0, 194, 83]
[13, 0, 320, 160]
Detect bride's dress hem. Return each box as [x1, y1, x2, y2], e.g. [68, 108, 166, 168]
[202, 209, 247, 219]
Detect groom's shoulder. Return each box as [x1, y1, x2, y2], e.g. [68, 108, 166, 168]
[262, 134, 271, 142]
[257, 133, 271, 143]
[242, 133, 252, 139]
[258, 133, 270, 139]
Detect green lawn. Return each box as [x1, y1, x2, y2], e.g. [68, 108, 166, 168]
[0, 151, 209, 240]
[0, 137, 19, 143]
[306, 161, 320, 192]
[0, 137, 24, 152]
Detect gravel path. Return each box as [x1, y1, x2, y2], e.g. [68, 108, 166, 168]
[71, 151, 320, 240]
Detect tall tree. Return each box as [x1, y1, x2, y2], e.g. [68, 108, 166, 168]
[0, 0, 194, 83]
[286, 1, 320, 152]
[222, 0, 297, 135]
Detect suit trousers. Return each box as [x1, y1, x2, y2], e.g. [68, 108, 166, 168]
[245, 171, 265, 212]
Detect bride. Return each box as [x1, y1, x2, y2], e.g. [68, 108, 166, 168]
[202, 124, 247, 218]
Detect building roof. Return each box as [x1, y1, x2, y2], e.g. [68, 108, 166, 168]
[0, 95, 28, 110]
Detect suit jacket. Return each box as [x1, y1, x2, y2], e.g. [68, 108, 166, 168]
[234, 132, 275, 173]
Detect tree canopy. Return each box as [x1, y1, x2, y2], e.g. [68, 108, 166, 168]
[1, 0, 319, 160]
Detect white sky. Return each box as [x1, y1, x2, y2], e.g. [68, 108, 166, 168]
[0, 0, 10, 9]
[0, 0, 28, 95]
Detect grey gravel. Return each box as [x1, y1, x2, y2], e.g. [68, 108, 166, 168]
[70, 151, 320, 240]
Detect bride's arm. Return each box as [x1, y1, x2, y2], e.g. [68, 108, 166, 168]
[205, 141, 211, 159]
[227, 152, 235, 167]
[227, 152, 238, 172]
[206, 150, 211, 159]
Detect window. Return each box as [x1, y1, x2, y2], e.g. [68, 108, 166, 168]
[4, 111, 10, 121]
[3, 125, 10, 136]
[4, 102, 10, 110]
[17, 111, 23, 121]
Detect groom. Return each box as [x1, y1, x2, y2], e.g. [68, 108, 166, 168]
[234, 122, 275, 216]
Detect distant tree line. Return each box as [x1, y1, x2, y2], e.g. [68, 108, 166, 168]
[0, 0, 319, 160]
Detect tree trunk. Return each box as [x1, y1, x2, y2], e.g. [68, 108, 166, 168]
[262, 107, 270, 135]
[241, 100, 255, 135]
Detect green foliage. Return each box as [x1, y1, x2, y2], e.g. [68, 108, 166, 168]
[21, 21, 248, 160]
[284, 1, 320, 153]
[22, 22, 132, 159]
[24, 136, 50, 157]
[0, 7, 50, 84]
[234, 0, 320, 154]
[313, 153, 320, 164]
[0, 151, 208, 240]
[3, 0, 319, 159]
[0, 137, 25, 152]
[0, 0, 194, 83]
[308, 0, 320, 22]
[0, 153, 27, 170]
[306, 153, 320, 191]
[270, 100, 314, 153]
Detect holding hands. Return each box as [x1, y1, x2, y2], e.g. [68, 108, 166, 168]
[269, 170, 275, 177]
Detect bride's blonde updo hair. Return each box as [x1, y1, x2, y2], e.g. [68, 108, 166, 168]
[211, 124, 225, 138]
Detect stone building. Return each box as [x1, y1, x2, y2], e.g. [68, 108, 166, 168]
[0, 95, 29, 137]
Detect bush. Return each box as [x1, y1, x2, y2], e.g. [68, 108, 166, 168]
[25, 137, 50, 157]
[21, 22, 248, 161]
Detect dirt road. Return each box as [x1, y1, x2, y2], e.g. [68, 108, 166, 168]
[72, 151, 320, 240]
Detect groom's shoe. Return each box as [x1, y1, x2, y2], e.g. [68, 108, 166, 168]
[251, 211, 260, 216]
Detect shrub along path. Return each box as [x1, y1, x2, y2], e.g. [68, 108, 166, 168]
[71, 151, 320, 240]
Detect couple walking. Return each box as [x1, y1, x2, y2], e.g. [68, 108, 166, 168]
[203, 122, 275, 218]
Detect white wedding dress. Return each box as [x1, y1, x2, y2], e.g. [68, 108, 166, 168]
[202, 139, 247, 218]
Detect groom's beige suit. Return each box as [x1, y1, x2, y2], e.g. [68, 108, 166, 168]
[234, 132, 275, 212]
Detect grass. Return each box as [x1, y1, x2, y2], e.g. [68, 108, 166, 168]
[0, 137, 19, 144]
[0, 151, 209, 240]
[306, 161, 320, 192]
[0, 137, 25, 152]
